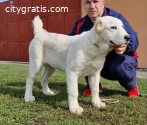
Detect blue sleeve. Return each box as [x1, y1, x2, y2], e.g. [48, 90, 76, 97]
[115, 14, 139, 55]
[68, 20, 78, 36]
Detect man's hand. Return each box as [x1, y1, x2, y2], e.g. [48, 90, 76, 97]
[114, 44, 127, 55]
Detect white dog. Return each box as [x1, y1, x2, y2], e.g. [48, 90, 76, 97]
[24, 15, 130, 114]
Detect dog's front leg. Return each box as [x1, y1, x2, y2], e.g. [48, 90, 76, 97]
[89, 70, 106, 109]
[66, 71, 83, 114]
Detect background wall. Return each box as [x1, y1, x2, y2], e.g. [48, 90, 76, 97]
[0, 0, 80, 62]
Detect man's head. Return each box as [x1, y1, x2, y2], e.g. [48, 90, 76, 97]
[83, 0, 105, 23]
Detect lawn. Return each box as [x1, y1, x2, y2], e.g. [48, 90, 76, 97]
[0, 63, 147, 125]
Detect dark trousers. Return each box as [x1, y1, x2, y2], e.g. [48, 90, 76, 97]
[85, 54, 137, 90]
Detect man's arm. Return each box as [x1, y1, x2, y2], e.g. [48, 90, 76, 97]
[68, 21, 78, 36]
[116, 14, 139, 55]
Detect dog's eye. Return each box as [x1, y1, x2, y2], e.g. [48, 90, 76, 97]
[111, 26, 117, 29]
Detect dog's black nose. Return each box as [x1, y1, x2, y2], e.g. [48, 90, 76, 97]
[124, 35, 130, 42]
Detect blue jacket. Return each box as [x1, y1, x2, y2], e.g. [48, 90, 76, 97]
[69, 7, 139, 57]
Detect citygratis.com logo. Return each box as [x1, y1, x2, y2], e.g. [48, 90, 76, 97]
[5, 5, 69, 14]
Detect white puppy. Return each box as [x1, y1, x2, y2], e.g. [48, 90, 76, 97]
[24, 15, 130, 114]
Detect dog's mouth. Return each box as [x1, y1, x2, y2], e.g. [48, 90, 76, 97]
[110, 40, 128, 48]
[110, 40, 117, 47]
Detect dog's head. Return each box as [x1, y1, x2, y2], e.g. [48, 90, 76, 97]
[95, 16, 130, 47]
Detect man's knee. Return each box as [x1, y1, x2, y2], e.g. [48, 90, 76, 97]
[115, 63, 136, 81]
[110, 55, 137, 81]
[111, 56, 137, 90]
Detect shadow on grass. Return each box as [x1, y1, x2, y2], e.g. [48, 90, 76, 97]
[100, 88, 126, 96]
[0, 81, 126, 110]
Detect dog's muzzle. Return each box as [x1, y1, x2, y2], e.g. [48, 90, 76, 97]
[110, 35, 130, 46]
[124, 35, 130, 43]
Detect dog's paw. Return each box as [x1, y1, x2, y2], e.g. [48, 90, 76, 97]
[92, 101, 106, 109]
[24, 96, 35, 102]
[43, 90, 55, 96]
[70, 106, 84, 114]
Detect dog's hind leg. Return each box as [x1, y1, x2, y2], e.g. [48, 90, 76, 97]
[24, 60, 43, 102]
[41, 64, 55, 95]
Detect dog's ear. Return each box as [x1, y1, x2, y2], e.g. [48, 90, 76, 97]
[95, 17, 104, 33]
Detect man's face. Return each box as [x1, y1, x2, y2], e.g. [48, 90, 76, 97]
[83, 0, 105, 19]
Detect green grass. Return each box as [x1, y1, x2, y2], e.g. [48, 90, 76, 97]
[0, 63, 147, 125]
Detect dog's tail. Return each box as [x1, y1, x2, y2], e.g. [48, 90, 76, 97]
[32, 15, 44, 36]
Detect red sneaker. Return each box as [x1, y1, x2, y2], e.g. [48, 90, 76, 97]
[127, 84, 139, 97]
[83, 83, 102, 96]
